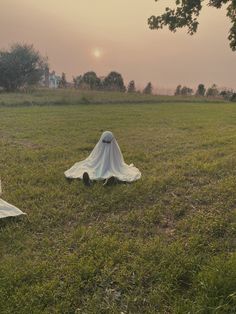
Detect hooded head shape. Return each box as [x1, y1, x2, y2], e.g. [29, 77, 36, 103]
[65, 130, 141, 182]
[101, 131, 114, 143]
[88, 131, 124, 168]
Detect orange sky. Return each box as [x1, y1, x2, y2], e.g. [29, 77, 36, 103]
[1, 0, 236, 92]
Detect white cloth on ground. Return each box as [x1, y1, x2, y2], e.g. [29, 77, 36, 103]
[0, 198, 25, 219]
[64, 131, 141, 182]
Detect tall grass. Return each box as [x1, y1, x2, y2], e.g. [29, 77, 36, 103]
[0, 88, 226, 107]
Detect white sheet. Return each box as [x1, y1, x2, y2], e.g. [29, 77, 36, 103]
[0, 198, 25, 219]
[64, 131, 141, 182]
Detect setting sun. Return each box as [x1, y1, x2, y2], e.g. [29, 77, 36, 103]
[92, 48, 102, 59]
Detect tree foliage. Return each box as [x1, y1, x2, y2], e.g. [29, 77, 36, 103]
[127, 80, 136, 93]
[220, 88, 234, 99]
[143, 82, 153, 94]
[82, 71, 101, 90]
[231, 92, 236, 101]
[103, 71, 126, 92]
[175, 84, 182, 95]
[73, 72, 101, 90]
[206, 84, 219, 96]
[73, 75, 82, 88]
[73, 71, 126, 91]
[59, 72, 67, 88]
[175, 84, 193, 96]
[0, 43, 47, 91]
[196, 83, 206, 96]
[181, 86, 193, 95]
[148, 1, 236, 50]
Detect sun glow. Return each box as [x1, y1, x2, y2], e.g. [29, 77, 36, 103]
[92, 48, 102, 59]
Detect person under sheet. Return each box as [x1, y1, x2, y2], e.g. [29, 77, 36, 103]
[0, 199, 26, 219]
[0, 180, 26, 219]
[64, 131, 141, 186]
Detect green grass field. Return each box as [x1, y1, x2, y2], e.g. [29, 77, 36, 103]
[0, 91, 235, 313]
[0, 89, 226, 107]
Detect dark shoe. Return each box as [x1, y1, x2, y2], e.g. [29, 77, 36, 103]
[83, 172, 91, 186]
[65, 177, 73, 184]
[103, 176, 116, 186]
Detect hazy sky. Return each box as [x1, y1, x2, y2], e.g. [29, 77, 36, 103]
[1, 0, 236, 92]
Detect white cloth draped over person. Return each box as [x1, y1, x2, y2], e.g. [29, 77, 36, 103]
[0, 179, 26, 219]
[64, 131, 141, 182]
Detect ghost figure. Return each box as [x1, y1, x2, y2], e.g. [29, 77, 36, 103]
[64, 131, 141, 184]
[0, 180, 25, 219]
[0, 199, 25, 219]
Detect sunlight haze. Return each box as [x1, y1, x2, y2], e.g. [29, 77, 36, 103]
[1, 0, 235, 92]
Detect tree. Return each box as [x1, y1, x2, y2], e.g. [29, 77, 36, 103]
[74, 72, 101, 90]
[220, 88, 233, 100]
[81, 71, 101, 90]
[175, 84, 182, 96]
[127, 80, 136, 93]
[73, 75, 82, 88]
[206, 84, 219, 97]
[0, 43, 47, 91]
[196, 84, 206, 96]
[181, 86, 193, 96]
[59, 72, 67, 88]
[231, 93, 236, 101]
[103, 71, 126, 92]
[143, 82, 153, 94]
[148, 1, 236, 51]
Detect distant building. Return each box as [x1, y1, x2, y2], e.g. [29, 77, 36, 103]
[41, 68, 61, 88]
[49, 71, 61, 88]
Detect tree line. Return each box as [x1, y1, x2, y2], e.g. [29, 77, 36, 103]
[175, 84, 236, 101]
[72, 72, 153, 94]
[0, 43, 153, 94]
[0, 43, 235, 101]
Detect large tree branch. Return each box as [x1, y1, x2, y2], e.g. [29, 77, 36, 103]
[148, 0, 236, 50]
